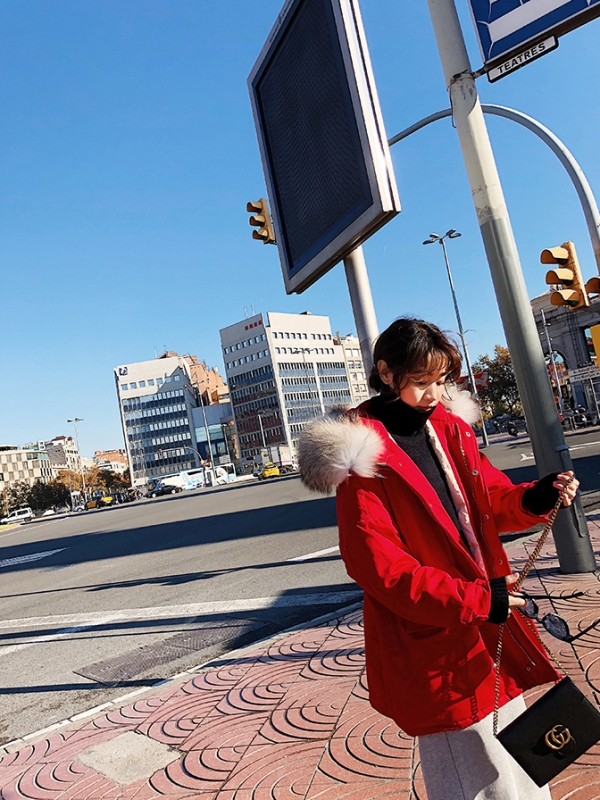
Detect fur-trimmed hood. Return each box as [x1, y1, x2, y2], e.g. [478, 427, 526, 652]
[298, 389, 480, 494]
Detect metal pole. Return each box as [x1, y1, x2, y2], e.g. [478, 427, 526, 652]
[343, 246, 379, 376]
[390, 105, 600, 274]
[439, 238, 489, 447]
[540, 308, 565, 416]
[197, 387, 213, 466]
[590, 378, 600, 418]
[257, 414, 267, 449]
[426, 0, 596, 572]
[67, 418, 86, 499]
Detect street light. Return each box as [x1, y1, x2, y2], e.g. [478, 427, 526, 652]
[66, 417, 87, 497]
[422, 230, 489, 447]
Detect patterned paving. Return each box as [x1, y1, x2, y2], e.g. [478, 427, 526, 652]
[2, 521, 600, 799]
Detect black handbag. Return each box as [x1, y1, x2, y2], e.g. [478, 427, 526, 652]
[493, 485, 600, 787]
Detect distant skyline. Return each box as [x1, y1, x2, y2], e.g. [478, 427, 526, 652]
[1, 1, 599, 456]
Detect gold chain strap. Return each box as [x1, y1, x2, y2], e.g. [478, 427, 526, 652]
[493, 480, 573, 737]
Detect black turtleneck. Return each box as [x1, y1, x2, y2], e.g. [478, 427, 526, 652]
[368, 394, 463, 535]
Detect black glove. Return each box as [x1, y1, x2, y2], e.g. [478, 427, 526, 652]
[522, 473, 559, 515]
[488, 577, 510, 624]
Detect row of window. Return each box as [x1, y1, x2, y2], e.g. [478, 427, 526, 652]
[238, 426, 285, 445]
[272, 331, 332, 341]
[229, 365, 273, 389]
[122, 389, 185, 411]
[224, 334, 267, 354]
[319, 375, 349, 384]
[322, 390, 352, 400]
[344, 348, 361, 358]
[346, 360, 364, 369]
[128, 426, 191, 441]
[231, 380, 276, 402]
[283, 392, 320, 403]
[349, 372, 366, 381]
[125, 403, 186, 421]
[122, 375, 181, 391]
[274, 347, 335, 355]
[226, 350, 269, 369]
[281, 376, 316, 386]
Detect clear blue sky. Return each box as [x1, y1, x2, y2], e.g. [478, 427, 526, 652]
[1, 1, 599, 457]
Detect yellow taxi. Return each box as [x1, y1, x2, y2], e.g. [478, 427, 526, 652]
[258, 462, 280, 480]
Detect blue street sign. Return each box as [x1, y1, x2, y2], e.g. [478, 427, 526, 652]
[469, 0, 600, 66]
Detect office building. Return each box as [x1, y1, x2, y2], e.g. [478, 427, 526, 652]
[220, 311, 352, 462]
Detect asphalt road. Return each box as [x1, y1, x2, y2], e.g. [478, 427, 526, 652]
[0, 476, 354, 745]
[2, 428, 599, 745]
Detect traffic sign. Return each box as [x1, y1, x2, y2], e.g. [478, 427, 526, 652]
[567, 365, 600, 382]
[468, 0, 600, 69]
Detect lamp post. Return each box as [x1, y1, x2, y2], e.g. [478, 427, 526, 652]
[422, 230, 489, 447]
[66, 417, 87, 498]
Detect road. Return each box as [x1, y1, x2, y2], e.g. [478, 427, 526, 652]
[2, 427, 599, 745]
[0, 476, 353, 745]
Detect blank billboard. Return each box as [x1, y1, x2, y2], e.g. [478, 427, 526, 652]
[248, 0, 400, 294]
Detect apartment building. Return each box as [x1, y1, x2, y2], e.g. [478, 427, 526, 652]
[335, 333, 370, 405]
[94, 449, 129, 475]
[0, 445, 53, 494]
[44, 436, 82, 473]
[220, 311, 352, 461]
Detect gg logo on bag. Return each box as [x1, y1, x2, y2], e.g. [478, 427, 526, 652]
[545, 725, 572, 751]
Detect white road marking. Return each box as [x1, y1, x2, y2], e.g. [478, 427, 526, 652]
[568, 441, 600, 451]
[287, 545, 340, 562]
[0, 548, 66, 568]
[0, 592, 360, 640]
[0, 619, 116, 657]
[520, 453, 535, 461]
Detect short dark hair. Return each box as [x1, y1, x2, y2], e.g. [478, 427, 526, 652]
[368, 318, 462, 395]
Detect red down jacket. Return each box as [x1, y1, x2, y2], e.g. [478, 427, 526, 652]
[300, 400, 560, 737]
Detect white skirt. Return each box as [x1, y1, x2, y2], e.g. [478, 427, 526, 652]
[418, 694, 552, 800]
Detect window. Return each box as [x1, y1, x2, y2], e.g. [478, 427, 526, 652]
[275, 348, 280, 354]
[148, 379, 154, 386]
[285, 332, 290, 339]
[130, 382, 137, 389]
[224, 347, 229, 354]
[291, 333, 296, 339]
[261, 333, 266, 341]
[174, 375, 180, 381]
[165, 376, 172, 383]
[255, 336, 260, 343]
[121, 384, 128, 390]
[258, 351, 263, 358]
[139, 381, 146, 388]
[263, 350, 268, 356]
[243, 340, 248, 347]
[236, 343, 241, 350]
[157, 377, 163, 385]
[312, 334, 316, 339]
[303, 333, 307, 339]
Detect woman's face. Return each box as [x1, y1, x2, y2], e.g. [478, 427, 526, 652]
[399, 372, 449, 409]
[377, 359, 449, 409]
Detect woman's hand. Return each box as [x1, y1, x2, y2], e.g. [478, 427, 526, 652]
[506, 573, 526, 613]
[554, 471, 579, 506]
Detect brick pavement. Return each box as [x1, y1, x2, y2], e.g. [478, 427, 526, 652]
[1, 518, 600, 800]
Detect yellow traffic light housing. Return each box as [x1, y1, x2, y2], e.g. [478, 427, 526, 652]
[542, 241, 590, 309]
[585, 276, 600, 297]
[247, 198, 276, 245]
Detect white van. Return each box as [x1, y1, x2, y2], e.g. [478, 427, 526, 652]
[1, 507, 34, 524]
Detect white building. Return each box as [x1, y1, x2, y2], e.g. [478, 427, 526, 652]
[44, 436, 81, 474]
[114, 354, 202, 486]
[0, 445, 53, 494]
[220, 311, 352, 462]
[335, 333, 370, 405]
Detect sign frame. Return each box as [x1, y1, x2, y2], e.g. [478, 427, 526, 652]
[468, 0, 600, 71]
[248, 0, 400, 295]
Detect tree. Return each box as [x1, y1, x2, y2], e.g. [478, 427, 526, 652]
[3, 480, 32, 512]
[473, 345, 522, 416]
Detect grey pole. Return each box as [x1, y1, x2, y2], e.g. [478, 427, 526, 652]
[439, 237, 490, 447]
[67, 418, 86, 499]
[344, 245, 379, 375]
[540, 308, 565, 416]
[389, 105, 600, 274]
[426, 0, 596, 572]
[257, 413, 267, 449]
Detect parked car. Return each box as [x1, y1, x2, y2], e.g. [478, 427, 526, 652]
[148, 483, 183, 498]
[0, 507, 34, 525]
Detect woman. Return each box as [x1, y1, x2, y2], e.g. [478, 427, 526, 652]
[298, 318, 578, 800]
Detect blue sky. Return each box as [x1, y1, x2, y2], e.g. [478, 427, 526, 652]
[1, 0, 599, 456]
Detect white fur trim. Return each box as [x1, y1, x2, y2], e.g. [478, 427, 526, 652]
[441, 387, 481, 426]
[298, 414, 385, 494]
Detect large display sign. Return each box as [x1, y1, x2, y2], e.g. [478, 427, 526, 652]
[248, 0, 400, 295]
[469, 0, 600, 68]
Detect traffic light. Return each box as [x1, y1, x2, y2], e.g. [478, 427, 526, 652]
[585, 275, 600, 297]
[247, 198, 275, 244]
[542, 241, 590, 309]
